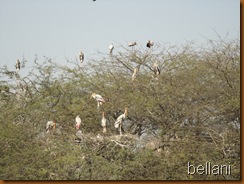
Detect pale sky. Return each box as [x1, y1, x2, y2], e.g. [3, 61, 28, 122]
[0, 0, 240, 76]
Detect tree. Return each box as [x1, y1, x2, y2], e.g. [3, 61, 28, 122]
[0, 37, 240, 180]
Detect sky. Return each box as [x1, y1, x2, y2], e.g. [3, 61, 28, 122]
[0, 0, 240, 77]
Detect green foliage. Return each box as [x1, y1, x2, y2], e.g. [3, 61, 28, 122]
[0, 38, 240, 180]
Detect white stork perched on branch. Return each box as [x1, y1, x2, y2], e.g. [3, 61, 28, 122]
[101, 112, 107, 134]
[75, 115, 82, 130]
[15, 59, 20, 71]
[109, 44, 114, 54]
[146, 40, 154, 48]
[128, 41, 137, 47]
[46, 119, 56, 133]
[91, 93, 105, 110]
[114, 107, 128, 136]
[79, 50, 84, 63]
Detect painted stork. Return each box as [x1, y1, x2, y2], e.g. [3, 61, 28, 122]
[101, 112, 107, 134]
[46, 120, 56, 133]
[146, 40, 154, 48]
[128, 41, 137, 47]
[132, 67, 139, 82]
[15, 59, 20, 71]
[109, 44, 114, 54]
[91, 93, 105, 109]
[79, 50, 84, 63]
[153, 61, 160, 75]
[75, 115, 82, 130]
[114, 107, 128, 136]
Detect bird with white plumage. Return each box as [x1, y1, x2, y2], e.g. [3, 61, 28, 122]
[91, 93, 105, 110]
[46, 119, 56, 133]
[153, 61, 160, 75]
[109, 44, 114, 54]
[114, 107, 128, 136]
[128, 41, 137, 47]
[146, 40, 154, 48]
[132, 66, 139, 82]
[75, 115, 82, 130]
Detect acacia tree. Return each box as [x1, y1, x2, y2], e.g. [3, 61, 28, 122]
[0, 37, 240, 180]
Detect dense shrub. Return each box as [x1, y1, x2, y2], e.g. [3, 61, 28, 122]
[0, 38, 240, 180]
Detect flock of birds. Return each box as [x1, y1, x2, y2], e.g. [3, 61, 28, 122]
[84, 93, 127, 135]
[15, 40, 159, 84]
[73, 40, 157, 135]
[78, 40, 159, 82]
[14, 40, 160, 136]
[78, 40, 154, 63]
[45, 93, 127, 136]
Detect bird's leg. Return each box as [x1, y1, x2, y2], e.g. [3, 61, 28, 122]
[119, 124, 122, 136]
[97, 102, 100, 110]
[121, 124, 125, 133]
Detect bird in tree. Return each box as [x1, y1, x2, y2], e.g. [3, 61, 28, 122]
[109, 44, 114, 54]
[46, 119, 56, 133]
[79, 50, 84, 63]
[114, 107, 128, 136]
[91, 93, 105, 110]
[128, 41, 137, 47]
[132, 66, 140, 82]
[15, 59, 20, 71]
[75, 115, 82, 130]
[101, 112, 107, 134]
[153, 61, 160, 75]
[146, 40, 154, 48]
